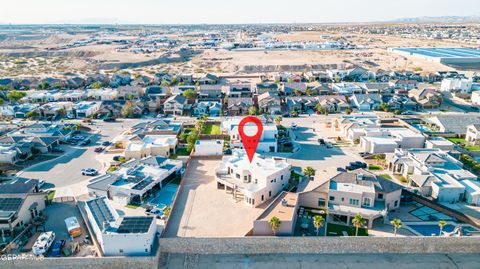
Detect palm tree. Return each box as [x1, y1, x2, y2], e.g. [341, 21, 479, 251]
[274, 116, 283, 125]
[164, 206, 171, 218]
[269, 216, 281, 236]
[313, 215, 325, 236]
[438, 220, 447, 237]
[374, 154, 384, 166]
[303, 167, 316, 180]
[352, 214, 366, 236]
[390, 219, 402, 237]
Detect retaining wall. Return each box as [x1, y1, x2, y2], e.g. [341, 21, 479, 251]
[1, 256, 157, 269]
[158, 237, 480, 255]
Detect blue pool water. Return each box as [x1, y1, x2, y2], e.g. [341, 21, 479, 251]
[149, 183, 178, 209]
[409, 224, 479, 236]
[412, 124, 432, 133]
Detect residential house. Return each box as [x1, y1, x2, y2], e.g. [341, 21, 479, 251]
[331, 83, 364, 95]
[359, 83, 393, 94]
[88, 88, 118, 101]
[307, 82, 333, 95]
[87, 156, 182, 205]
[129, 120, 183, 136]
[253, 192, 299, 236]
[125, 135, 178, 159]
[316, 95, 350, 112]
[176, 73, 193, 85]
[109, 73, 131, 88]
[286, 97, 317, 112]
[0, 178, 46, 244]
[408, 88, 442, 109]
[215, 149, 291, 207]
[84, 196, 156, 256]
[391, 79, 418, 90]
[194, 101, 222, 117]
[117, 85, 144, 100]
[423, 115, 480, 135]
[38, 102, 73, 119]
[304, 71, 330, 82]
[331, 115, 381, 140]
[225, 82, 252, 98]
[465, 124, 480, 146]
[198, 85, 223, 101]
[144, 86, 170, 112]
[441, 78, 473, 93]
[281, 82, 308, 96]
[0, 144, 19, 164]
[359, 127, 425, 154]
[68, 101, 102, 118]
[154, 72, 174, 85]
[388, 148, 477, 202]
[222, 117, 278, 153]
[349, 94, 382, 111]
[163, 95, 189, 115]
[0, 103, 39, 119]
[58, 90, 87, 102]
[255, 82, 279, 95]
[325, 169, 402, 228]
[257, 92, 281, 115]
[197, 73, 219, 85]
[471, 91, 480, 105]
[385, 94, 418, 111]
[226, 98, 252, 116]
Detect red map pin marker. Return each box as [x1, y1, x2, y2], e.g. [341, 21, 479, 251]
[238, 116, 263, 163]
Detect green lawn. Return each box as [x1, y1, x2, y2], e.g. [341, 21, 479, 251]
[176, 147, 191, 156]
[447, 137, 465, 144]
[380, 174, 393, 180]
[125, 204, 139, 209]
[464, 145, 480, 151]
[203, 124, 221, 135]
[368, 165, 383, 171]
[327, 223, 368, 236]
[47, 190, 56, 202]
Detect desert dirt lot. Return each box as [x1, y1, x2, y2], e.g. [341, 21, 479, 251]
[164, 158, 269, 238]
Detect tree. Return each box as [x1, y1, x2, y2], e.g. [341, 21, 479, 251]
[91, 82, 103, 89]
[352, 214, 366, 236]
[438, 220, 447, 237]
[248, 106, 257, 115]
[303, 166, 316, 179]
[290, 110, 298, 117]
[38, 81, 50, 90]
[345, 108, 352, 115]
[0, 85, 9, 91]
[294, 89, 302, 96]
[313, 215, 325, 236]
[7, 90, 26, 102]
[182, 89, 197, 100]
[164, 206, 171, 217]
[268, 216, 281, 236]
[121, 101, 134, 118]
[390, 219, 402, 237]
[379, 102, 390, 112]
[0, 98, 4, 105]
[25, 111, 39, 119]
[274, 116, 283, 125]
[374, 154, 384, 165]
[127, 93, 136, 100]
[305, 89, 313, 96]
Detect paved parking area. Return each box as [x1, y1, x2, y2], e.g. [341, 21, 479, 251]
[164, 158, 267, 238]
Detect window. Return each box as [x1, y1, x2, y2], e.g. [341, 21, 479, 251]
[255, 179, 258, 184]
[281, 175, 284, 180]
[329, 196, 335, 201]
[362, 197, 371, 207]
[378, 193, 384, 199]
[394, 200, 398, 207]
[236, 173, 240, 179]
[252, 199, 255, 205]
[318, 198, 326, 207]
[349, 199, 359, 206]
[341, 197, 344, 202]
[269, 191, 272, 197]
[261, 195, 264, 201]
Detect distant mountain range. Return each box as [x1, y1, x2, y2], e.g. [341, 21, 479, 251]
[393, 16, 480, 23]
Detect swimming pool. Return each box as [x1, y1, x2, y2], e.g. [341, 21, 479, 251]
[412, 124, 432, 133]
[149, 183, 179, 209]
[408, 224, 479, 236]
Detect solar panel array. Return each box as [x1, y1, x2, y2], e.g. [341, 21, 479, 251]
[0, 198, 23, 212]
[87, 198, 115, 227]
[394, 48, 480, 59]
[117, 216, 153, 234]
[132, 178, 153, 190]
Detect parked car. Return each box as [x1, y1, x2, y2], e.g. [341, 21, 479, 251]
[79, 139, 91, 146]
[102, 141, 111, 146]
[50, 240, 66, 257]
[103, 117, 116, 122]
[113, 155, 122, 161]
[336, 167, 347, 172]
[37, 180, 45, 189]
[94, 147, 104, 153]
[348, 161, 367, 169]
[51, 147, 64, 153]
[291, 123, 298, 130]
[81, 168, 98, 176]
[318, 138, 326, 145]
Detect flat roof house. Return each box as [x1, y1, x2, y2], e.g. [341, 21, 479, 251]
[465, 124, 480, 146]
[87, 156, 182, 205]
[215, 149, 291, 207]
[84, 196, 156, 256]
[124, 135, 178, 159]
[359, 127, 425, 154]
[221, 117, 278, 153]
[388, 148, 477, 203]
[68, 101, 101, 118]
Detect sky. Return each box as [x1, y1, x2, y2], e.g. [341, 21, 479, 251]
[1, 0, 479, 24]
